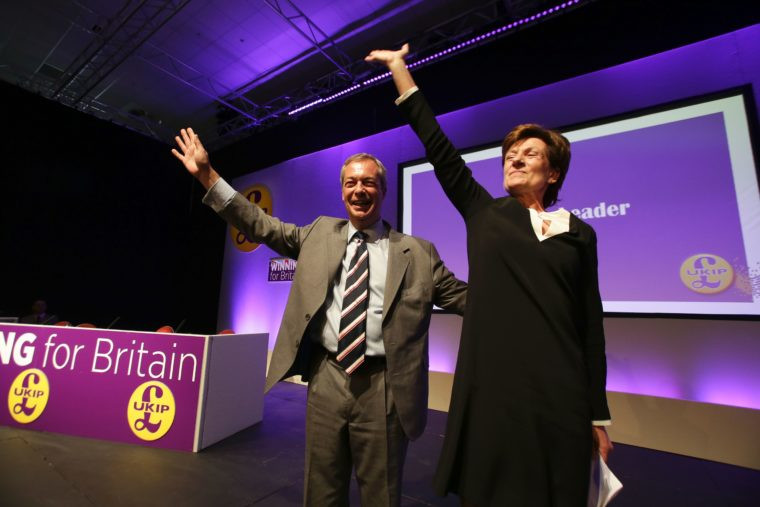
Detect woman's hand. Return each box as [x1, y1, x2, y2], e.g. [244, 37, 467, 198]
[365, 43, 416, 96]
[592, 426, 613, 462]
[365, 43, 410, 68]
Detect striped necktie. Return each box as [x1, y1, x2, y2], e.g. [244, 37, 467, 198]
[337, 231, 369, 374]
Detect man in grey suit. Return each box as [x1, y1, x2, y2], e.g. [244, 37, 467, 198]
[173, 128, 466, 506]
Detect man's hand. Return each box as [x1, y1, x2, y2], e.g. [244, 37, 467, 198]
[592, 426, 613, 463]
[171, 127, 219, 189]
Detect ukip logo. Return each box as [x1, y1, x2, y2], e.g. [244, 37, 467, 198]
[8, 369, 50, 424]
[230, 184, 273, 253]
[127, 381, 176, 441]
[679, 253, 734, 294]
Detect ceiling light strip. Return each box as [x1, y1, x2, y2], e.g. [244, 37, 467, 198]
[287, 0, 583, 117]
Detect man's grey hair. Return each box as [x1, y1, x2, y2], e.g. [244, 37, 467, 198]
[340, 153, 387, 193]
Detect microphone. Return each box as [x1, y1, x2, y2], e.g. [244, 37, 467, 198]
[106, 316, 121, 329]
[40, 315, 57, 325]
[174, 318, 186, 333]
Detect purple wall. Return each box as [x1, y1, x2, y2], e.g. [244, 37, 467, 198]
[217, 25, 760, 410]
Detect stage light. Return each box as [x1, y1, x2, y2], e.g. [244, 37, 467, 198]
[286, 0, 583, 117]
[288, 98, 324, 116]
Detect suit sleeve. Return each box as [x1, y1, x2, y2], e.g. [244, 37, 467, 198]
[580, 227, 611, 422]
[203, 178, 313, 259]
[397, 91, 493, 219]
[430, 242, 467, 315]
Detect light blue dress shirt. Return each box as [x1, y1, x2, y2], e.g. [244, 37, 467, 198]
[319, 219, 389, 357]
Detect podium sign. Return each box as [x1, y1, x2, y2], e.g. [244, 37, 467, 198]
[0, 323, 267, 452]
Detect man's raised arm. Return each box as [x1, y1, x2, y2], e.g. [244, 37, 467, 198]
[171, 127, 220, 191]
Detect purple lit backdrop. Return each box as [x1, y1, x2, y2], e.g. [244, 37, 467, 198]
[217, 26, 760, 410]
[409, 112, 751, 304]
[570, 113, 747, 302]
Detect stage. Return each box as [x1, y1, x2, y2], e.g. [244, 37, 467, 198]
[1, 382, 757, 506]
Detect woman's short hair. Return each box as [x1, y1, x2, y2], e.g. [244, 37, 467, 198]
[340, 153, 388, 194]
[501, 124, 571, 209]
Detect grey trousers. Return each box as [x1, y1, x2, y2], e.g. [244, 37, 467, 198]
[304, 350, 409, 507]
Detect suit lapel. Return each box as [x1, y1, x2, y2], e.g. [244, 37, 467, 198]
[326, 221, 349, 285]
[383, 227, 410, 322]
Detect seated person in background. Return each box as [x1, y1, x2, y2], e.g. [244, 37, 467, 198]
[20, 299, 58, 325]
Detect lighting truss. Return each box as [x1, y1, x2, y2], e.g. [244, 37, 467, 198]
[208, 0, 591, 147]
[263, 0, 355, 82]
[29, 1, 191, 110]
[137, 42, 267, 128]
[13, 0, 592, 148]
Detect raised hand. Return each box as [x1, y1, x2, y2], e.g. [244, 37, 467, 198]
[171, 128, 219, 189]
[364, 43, 409, 67]
[171, 128, 209, 175]
[364, 43, 416, 96]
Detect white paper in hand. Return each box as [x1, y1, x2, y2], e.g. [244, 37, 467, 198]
[587, 453, 623, 507]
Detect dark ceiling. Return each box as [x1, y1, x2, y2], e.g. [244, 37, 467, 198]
[1, 0, 758, 153]
[0, 0, 556, 148]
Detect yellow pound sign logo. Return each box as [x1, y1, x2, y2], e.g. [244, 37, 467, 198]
[127, 381, 176, 441]
[231, 184, 273, 252]
[680, 254, 734, 294]
[8, 369, 50, 424]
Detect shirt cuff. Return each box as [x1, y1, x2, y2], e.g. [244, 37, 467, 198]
[394, 86, 419, 106]
[592, 420, 612, 426]
[201, 177, 237, 213]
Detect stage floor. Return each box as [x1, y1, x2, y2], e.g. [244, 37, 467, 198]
[1, 382, 758, 506]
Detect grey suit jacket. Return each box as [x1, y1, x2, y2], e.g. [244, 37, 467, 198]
[208, 188, 466, 440]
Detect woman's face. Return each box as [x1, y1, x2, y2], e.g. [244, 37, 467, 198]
[503, 137, 559, 200]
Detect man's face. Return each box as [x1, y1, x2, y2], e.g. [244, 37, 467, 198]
[503, 137, 559, 199]
[341, 159, 385, 229]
